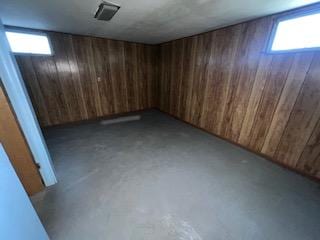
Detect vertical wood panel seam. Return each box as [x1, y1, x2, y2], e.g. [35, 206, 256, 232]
[258, 56, 295, 152]
[273, 53, 316, 159]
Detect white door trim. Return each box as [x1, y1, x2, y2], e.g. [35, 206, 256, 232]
[0, 20, 57, 186]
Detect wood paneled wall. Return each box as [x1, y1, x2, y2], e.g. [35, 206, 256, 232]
[15, 31, 157, 127]
[12, 4, 320, 180]
[0, 86, 44, 195]
[158, 6, 320, 179]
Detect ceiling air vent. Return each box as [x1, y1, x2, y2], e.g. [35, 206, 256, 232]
[94, 1, 120, 21]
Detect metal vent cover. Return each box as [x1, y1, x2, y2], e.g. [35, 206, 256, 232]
[94, 2, 120, 21]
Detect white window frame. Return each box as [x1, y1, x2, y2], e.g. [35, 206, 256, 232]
[267, 8, 320, 54]
[5, 29, 53, 56]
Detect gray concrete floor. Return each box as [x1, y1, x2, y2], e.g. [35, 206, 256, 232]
[32, 110, 320, 240]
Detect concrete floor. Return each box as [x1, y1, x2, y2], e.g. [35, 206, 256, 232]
[32, 110, 320, 240]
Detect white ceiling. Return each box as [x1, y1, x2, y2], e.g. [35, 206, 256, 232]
[0, 0, 319, 44]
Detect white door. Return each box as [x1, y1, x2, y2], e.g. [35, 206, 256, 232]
[0, 144, 49, 240]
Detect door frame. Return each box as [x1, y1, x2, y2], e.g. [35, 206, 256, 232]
[0, 20, 57, 186]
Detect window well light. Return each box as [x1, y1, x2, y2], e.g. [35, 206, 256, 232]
[5, 31, 52, 55]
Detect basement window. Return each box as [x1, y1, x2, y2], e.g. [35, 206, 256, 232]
[5, 31, 52, 55]
[268, 10, 320, 53]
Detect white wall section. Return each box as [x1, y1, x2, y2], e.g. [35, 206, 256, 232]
[0, 144, 49, 240]
[0, 0, 319, 44]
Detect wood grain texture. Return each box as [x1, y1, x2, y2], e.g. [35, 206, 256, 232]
[15, 31, 157, 127]
[274, 54, 320, 168]
[0, 86, 44, 195]
[297, 118, 320, 178]
[12, 4, 320, 180]
[158, 6, 320, 179]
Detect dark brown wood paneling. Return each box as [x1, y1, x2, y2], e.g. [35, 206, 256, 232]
[158, 5, 320, 180]
[16, 31, 157, 127]
[296, 118, 320, 178]
[220, 18, 271, 142]
[199, 25, 242, 134]
[261, 53, 314, 156]
[274, 54, 320, 168]
[13, 4, 320, 180]
[0, 86, 44, 195]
